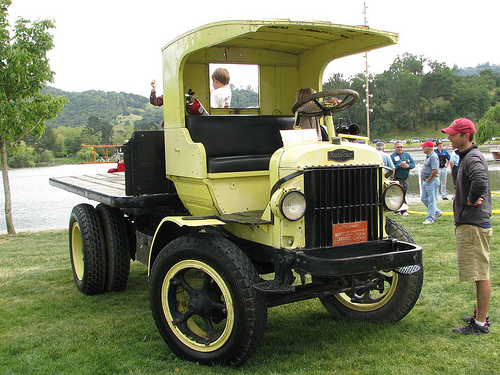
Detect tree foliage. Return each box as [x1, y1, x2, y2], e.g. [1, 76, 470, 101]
[43, 87, 150, 128]
[0, 0, 66, 234]
[321, 53, 499, 141]
[476, 103, 500, 144]
[84, 116, 114, 144]
[230, 85, 258, 108]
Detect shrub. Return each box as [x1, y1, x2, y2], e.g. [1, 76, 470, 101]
[8, 142, 36, 168]
[35, 150, 55, 163]
[75, 148, 95, 162]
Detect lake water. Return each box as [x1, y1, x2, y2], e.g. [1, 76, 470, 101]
[1, 146, 499, 234]
[401, 145, 500, 201]
[0, 163, 111, 234]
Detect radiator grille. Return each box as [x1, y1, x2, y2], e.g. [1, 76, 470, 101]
[304, 165, 383, 248]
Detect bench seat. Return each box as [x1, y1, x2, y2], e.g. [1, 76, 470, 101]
[186, 115, 295, 173]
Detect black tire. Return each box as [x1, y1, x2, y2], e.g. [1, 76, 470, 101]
[96, 204, 130, 292]
[149, 233, 267, 367]
[69, 204, 106, 295]
[317, 216, 423, 323]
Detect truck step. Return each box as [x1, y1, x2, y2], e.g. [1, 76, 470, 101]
[253, 280, 295, 294]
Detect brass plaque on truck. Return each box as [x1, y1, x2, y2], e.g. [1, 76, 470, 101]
[332, 221, 368, 245]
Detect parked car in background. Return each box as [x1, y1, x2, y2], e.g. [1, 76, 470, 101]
[410, 137, 423, 143]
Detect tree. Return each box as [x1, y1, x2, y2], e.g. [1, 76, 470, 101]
[229, 84, 258, 108]
[84, 115, 114, 144]
[421, 61, 455, 131]
[450, 76, 491, 121]
[386, 54, 427, 131]
[0, 1, 66, 235]
[476, 103, 500, 145]
[323, 73, 367, 134]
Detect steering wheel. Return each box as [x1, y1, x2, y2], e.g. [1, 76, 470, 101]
[291, 89, 359, 116]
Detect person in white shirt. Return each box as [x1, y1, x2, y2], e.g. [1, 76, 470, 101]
[210, 68, 231, 108]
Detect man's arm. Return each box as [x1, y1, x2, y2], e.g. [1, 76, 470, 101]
[407, 154, 416, 169]
[425, 169, 438, 183]
[467, 155, 489, 204]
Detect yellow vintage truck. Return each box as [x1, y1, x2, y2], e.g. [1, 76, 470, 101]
[50, 20, 423, 367]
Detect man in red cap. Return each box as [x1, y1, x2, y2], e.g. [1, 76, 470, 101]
[420, 140, 442, 224]
[442, 118, 492, 335]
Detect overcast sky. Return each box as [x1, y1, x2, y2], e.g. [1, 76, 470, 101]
[7, 0, 500, 97]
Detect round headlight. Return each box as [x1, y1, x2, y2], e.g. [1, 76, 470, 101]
[280, 190, 307, 221]
[383, 183, 405, 211]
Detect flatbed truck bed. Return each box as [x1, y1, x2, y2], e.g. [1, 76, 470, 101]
[49, 172, 177, 208]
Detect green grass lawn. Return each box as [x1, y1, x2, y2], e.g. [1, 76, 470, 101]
[1, 198, 499, 374]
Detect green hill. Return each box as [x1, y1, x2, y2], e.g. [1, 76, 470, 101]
[42, 86, 258, 130]
[43, 87, 155, 128]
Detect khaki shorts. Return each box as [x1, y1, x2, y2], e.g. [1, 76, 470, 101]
[455, 224, 493, 282]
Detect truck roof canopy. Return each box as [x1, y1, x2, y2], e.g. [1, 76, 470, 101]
[161, 20, 398, 126]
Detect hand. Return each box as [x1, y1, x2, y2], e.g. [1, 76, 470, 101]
[468, 197, 484, 206]
[151, 79, 156, 91]
[399, 161, 408, 168]
[325, 96, 341, 105]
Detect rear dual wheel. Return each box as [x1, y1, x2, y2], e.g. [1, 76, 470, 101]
[149, 233, 267, 367]
[96, 204, 130, 292]
[69, 204, 106, 295]
[69, 203, 130, 295]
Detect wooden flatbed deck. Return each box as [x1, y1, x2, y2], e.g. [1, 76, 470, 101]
[49, 172, 178, 208]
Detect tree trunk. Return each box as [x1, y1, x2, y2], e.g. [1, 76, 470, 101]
[0, 137, 16, 235]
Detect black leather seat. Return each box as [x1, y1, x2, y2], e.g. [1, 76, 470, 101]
[185, 116, 295, 173]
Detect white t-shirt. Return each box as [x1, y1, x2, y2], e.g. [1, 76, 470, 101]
[210, 85, 232, 108]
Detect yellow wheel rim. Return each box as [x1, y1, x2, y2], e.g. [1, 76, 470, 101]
[162, 259, 235, 352]
[335, 271, 399, 312]
[71, 222, 84, 281]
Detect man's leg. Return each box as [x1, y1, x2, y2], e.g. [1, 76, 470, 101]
[421, 182, 434, 222]
[427, 180, 439, 221]
[397, 178, 409, 215]
[476, 279, 491, 324]
[439, 168, 448, 198]
[434, 179, 443, 216]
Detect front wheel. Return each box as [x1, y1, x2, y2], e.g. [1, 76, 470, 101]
[317, 217, 423, 322]
[149, 233, 267, 367]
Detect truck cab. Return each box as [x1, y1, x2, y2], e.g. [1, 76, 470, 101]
[52, 20, 423, 367]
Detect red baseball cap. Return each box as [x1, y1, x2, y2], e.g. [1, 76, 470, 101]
[421, 140, 435, 147]
[441, 118, 476, 135]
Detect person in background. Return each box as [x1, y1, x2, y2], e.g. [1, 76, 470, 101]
[210, 68, 232, 108]
[375, 141, 394, 178]
[449, 148, 460, 186]
[435, 139, 451, 200]
[441, 118, 492, 335]
[150, 79, 163, 106]
[420, 140, 442, 224]
[390, 141, 415, 217]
